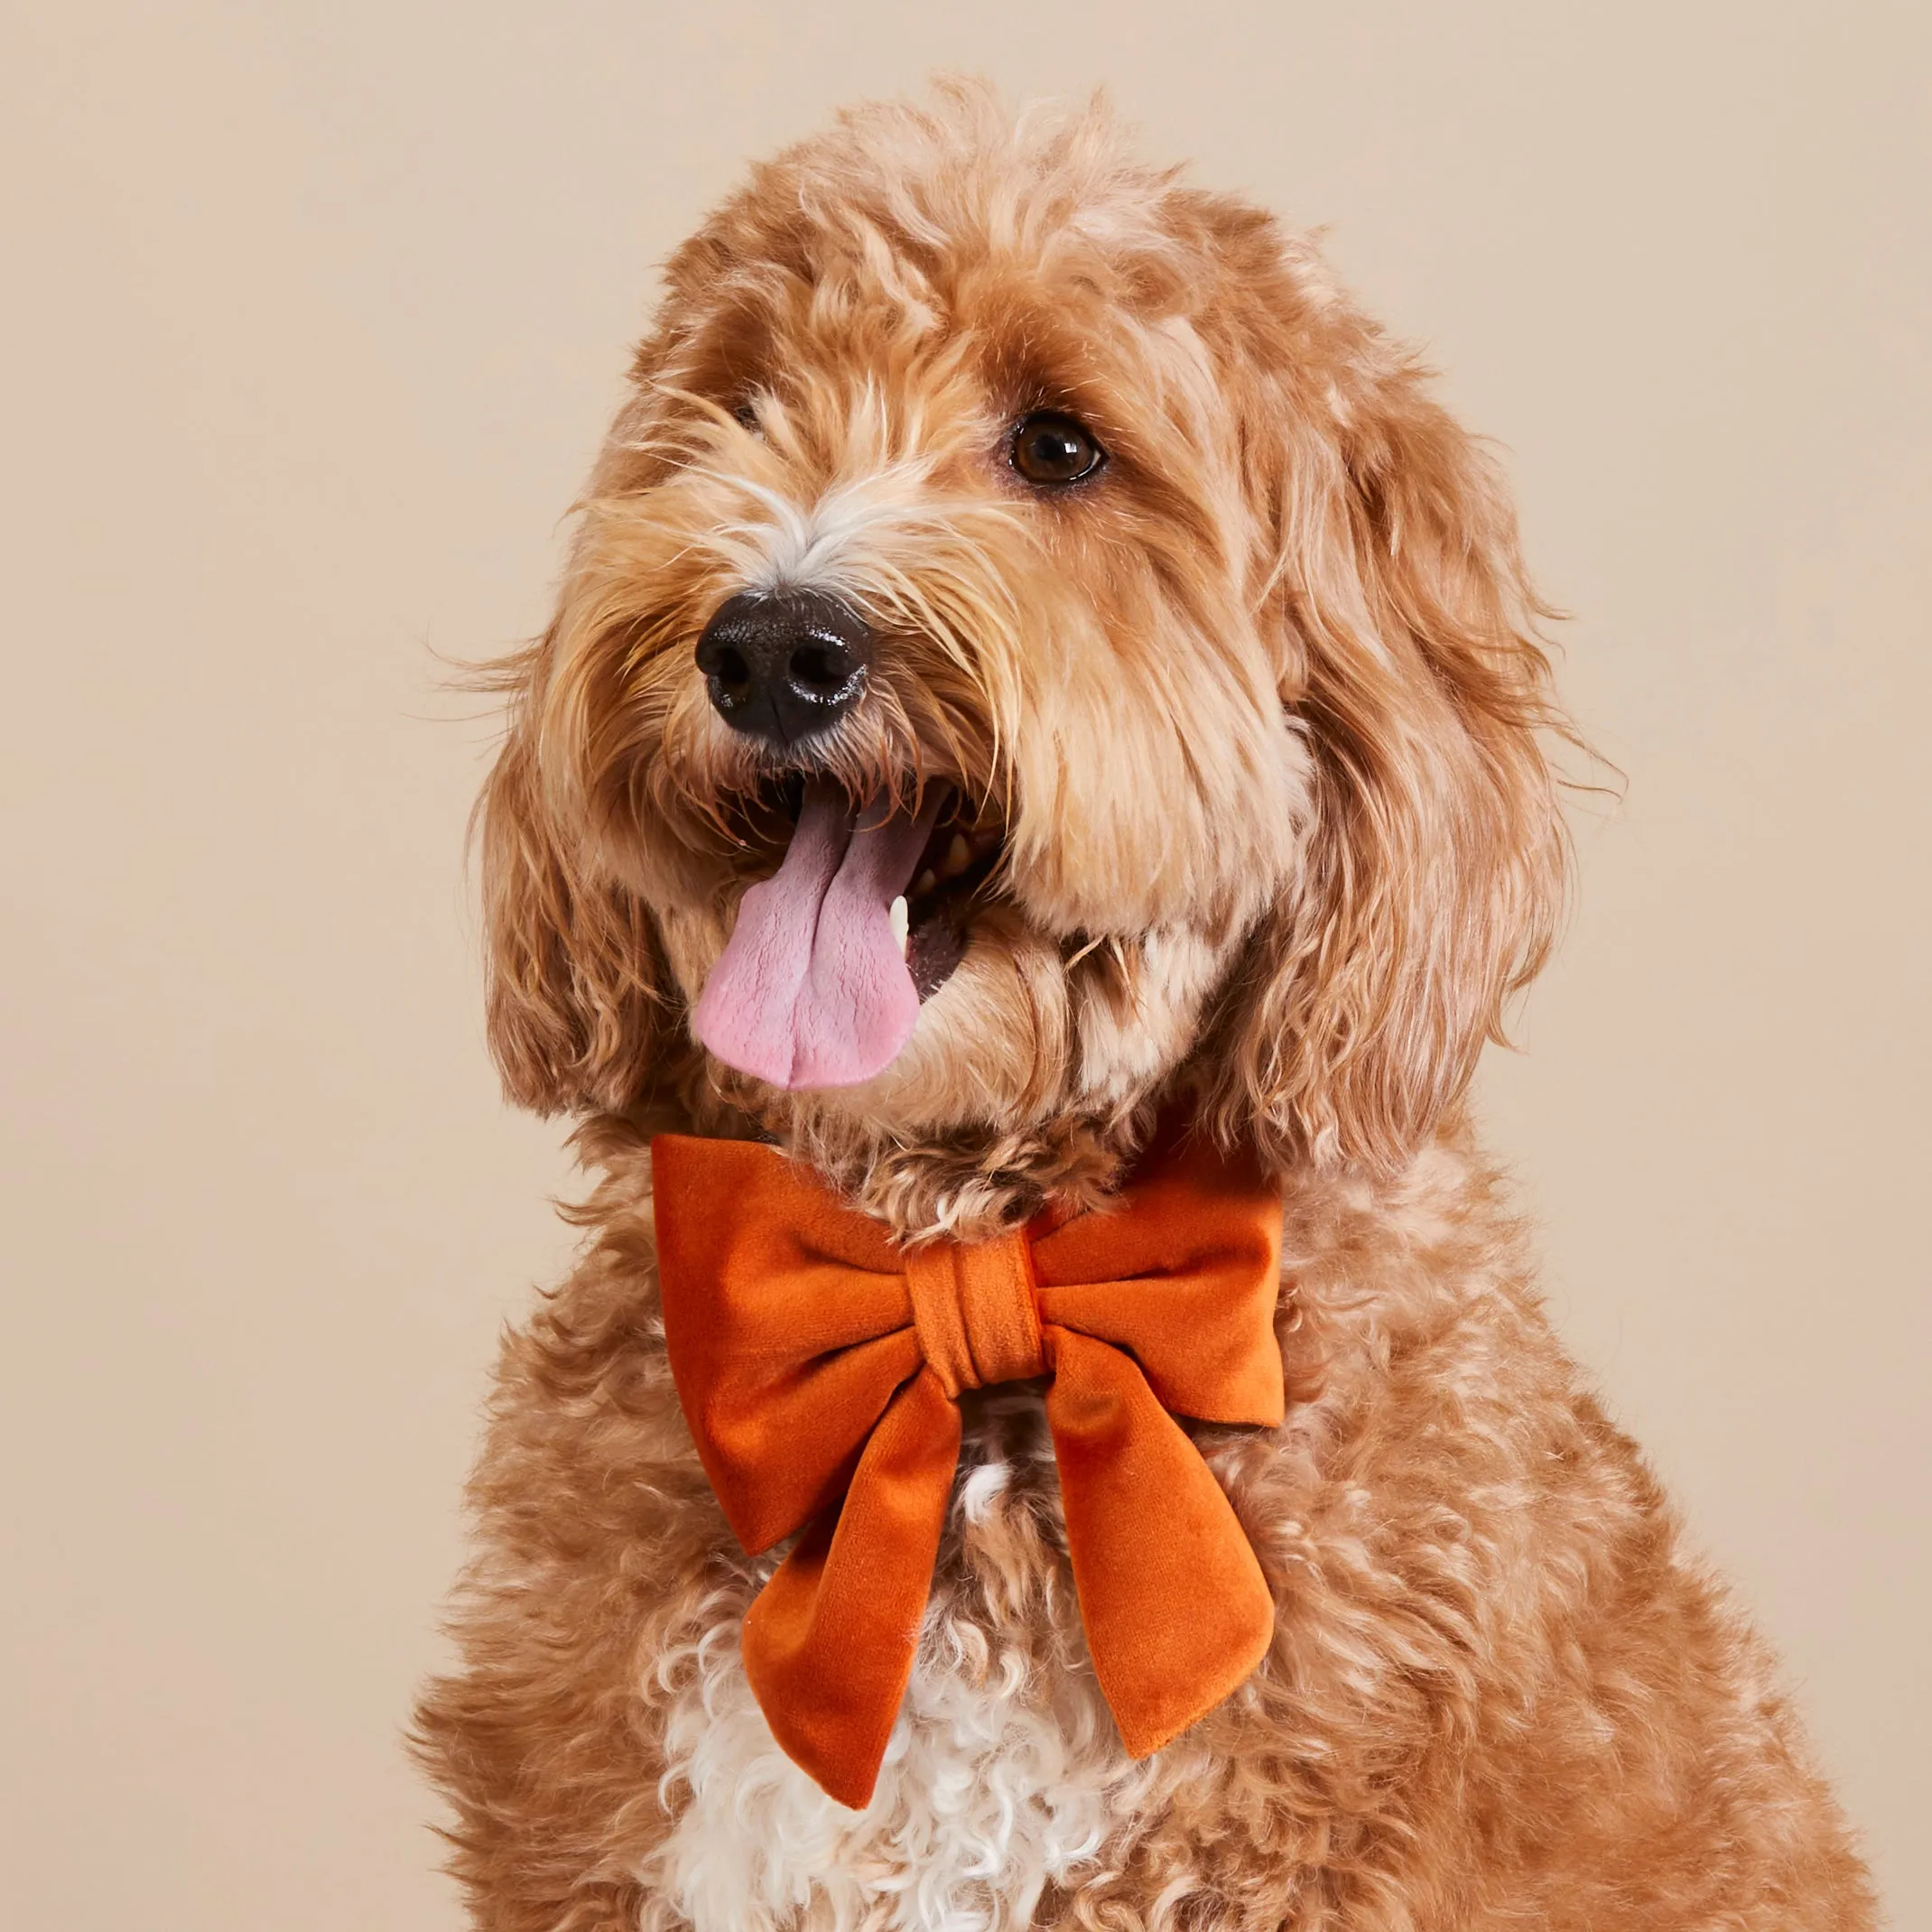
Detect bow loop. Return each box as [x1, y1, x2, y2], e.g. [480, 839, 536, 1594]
[653, 1136, 918, 1553]
[652, 1127, 1286, 1808]
[1031, 1151, 1287, 1426]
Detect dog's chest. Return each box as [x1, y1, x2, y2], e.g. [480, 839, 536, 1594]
[646, 1428, 1150, 1932]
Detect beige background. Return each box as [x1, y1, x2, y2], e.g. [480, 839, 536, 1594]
[4, 3, 1926, 1926]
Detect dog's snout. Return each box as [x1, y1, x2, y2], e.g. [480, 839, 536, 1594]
[695, 589, 872, 745]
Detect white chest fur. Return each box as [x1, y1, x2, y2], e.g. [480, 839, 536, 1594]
[642, 1461, 1152, 1932]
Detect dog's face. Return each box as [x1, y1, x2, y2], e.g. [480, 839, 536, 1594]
[482, 89, 1569, 1196]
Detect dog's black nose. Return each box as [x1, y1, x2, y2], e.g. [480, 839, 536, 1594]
[694, 589, 872, 745]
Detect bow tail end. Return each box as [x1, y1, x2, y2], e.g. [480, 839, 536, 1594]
[1108, 1565, 1274, 1760]
[740, 1368, 961, 1809]
[1045, 1329, 1277, 1760]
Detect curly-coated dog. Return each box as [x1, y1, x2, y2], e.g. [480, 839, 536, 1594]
[413, 83, 1874, 1932]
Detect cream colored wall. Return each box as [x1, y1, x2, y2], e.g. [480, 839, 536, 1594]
[3, 5, 1924, 1927]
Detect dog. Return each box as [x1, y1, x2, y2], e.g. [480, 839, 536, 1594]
[413, 83, 1875, 1932]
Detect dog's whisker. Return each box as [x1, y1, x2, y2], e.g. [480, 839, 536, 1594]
[1064, 932, 1106, 971]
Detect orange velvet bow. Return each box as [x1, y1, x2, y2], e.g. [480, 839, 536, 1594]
[651, 1129, 1286, 1808]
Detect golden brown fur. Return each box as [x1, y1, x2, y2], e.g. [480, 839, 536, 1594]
[413, 83, 1874, 1931]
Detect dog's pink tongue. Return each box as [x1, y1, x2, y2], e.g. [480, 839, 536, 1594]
[692, 783, 943, 1091]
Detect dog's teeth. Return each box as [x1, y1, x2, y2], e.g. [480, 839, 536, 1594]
[938, 832, 972, 879]
[890, 895, 909, 958]
[912, 868, 936, 898]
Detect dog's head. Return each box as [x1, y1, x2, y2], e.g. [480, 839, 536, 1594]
[479, 86, 1570, 1211]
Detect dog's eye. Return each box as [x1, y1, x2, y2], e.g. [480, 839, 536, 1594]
[1009, 412, 1104, 487]
[731, 399, 763, 437]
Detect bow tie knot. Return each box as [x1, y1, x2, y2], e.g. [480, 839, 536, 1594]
[652, 1128, 1286, 1808]
[905, 1232, 1045, 1396]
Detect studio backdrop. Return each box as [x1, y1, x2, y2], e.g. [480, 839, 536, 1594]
[3, 4, 1925, 1927]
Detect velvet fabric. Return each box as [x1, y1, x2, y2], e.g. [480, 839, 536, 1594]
[651, 1129, 1286, 1808]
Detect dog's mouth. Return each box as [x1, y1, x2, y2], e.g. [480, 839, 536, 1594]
[693, 776, 1004, 1091]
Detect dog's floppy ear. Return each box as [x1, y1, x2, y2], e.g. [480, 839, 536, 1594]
[1203, 346, 1572, 1171]
[475, 636, 673, 1118]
